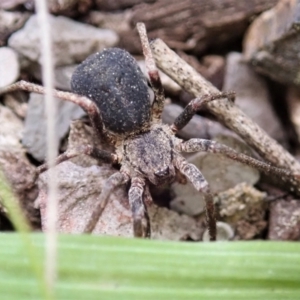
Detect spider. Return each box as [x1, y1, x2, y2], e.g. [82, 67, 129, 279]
[0, 23, 294, 241]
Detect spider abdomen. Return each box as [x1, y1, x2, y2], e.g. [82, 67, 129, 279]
[71, 48, 151, 135]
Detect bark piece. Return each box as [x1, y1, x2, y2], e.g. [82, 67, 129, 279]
[243, 0, 300, 86]
[127, 0, 278, 53]
[95, 0, 154, 11]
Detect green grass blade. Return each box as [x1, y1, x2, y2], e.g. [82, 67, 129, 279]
[0, 233, 299, 300]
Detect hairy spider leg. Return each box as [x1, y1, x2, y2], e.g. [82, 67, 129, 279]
[0, 80, 105, 139]
[172, 91, 236, 132]
[175, 155, 216, 241]
[137, 23, 165, 121]
[83, 171, 130, 233]
[178, 139, 295, 179]
[129, 177, 151, 238]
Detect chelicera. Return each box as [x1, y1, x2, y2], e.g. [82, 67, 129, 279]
[0, 23, 295, 241]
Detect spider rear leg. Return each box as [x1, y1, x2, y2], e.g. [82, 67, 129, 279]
[175, 155, 216, 241]
[129, 177, 151, 238]
[83, 171, 130, 233]
[171, 92, 235, 133]
[137, 23, 165, 120]
[178, 139, 295, 179]
[0, 80, 105, 139]
[36, 145, 117, 178]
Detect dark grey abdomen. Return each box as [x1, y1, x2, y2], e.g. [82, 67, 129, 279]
[71, 48, 151, 135]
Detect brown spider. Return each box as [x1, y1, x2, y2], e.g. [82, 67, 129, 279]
[0, 23, 295, 241]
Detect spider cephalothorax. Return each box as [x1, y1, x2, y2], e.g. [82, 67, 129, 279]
[0, 23, 295, 241]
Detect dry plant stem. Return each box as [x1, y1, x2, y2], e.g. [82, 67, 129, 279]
[150, 39, 300, 190]
[35, 0, 57, 294]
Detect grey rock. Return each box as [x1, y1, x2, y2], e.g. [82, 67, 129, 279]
[36, 161, 203, 240]
[31, 64, 77, 91]
[0, 10, 30, 46]
[170, 135, 260, 216]
[202, 221, 234, 241]
[268, 199, 300, 241]
[2, 92, 28, 119]
[8, 14, 119, 67]
[0, 104, 23, 149]
[0, 104, 39, 227]
[223, 52, 285, 143]
[22, 93, 85, 161]
[0, 47, 20, 88]
[216, 182, 267, 240]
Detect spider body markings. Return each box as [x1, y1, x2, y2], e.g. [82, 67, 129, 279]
[0, 23, 296, 241]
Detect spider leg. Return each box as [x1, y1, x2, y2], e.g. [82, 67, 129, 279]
[36, 145, 117, 177]
[83, 171, 130, 233]
[129, 177, 151, 238]
[171, 92, 235, 133]
[0, 80, 105, 139]
[177, 138, 295, 179]
[137, 23, 165, 120]
[175, 155, 216, 241]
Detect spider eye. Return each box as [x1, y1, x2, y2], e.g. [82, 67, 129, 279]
[154, 166, 169, 177]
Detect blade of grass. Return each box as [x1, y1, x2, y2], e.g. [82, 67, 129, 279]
[0, 233, 299, 300]
[0, 171, 49, 299]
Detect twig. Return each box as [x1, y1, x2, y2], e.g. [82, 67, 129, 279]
[150, 38, 300, 195]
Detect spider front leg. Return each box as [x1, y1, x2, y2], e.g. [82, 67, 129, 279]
[128, 177, 151, 238]
[137, 23, 165, 120]
[83, 171, 130, 233]
[171, 92, 235, 133]
[175, 155, 216, 241]
[177, 139, 295, 179]
[36, 145, 117, 178]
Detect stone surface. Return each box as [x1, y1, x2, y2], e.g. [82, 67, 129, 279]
[223, 52, 285, 143]
[268, 199, 300, 240]
[31, 64, 77, 91]
[0, 47, 20, 88]
[36, 161, 204, 240]
[0, 10, 30, 46]
[0, 104, 39, 227]
[8, 14, 119, 67]
[2, 92, 28, 119]
[243, 0, 300, 86]
[170, 135, 260, 216]
[0, 0, 32, 9]
[22, 93, 85, 161]
[216, 183, 267, 240]
[202, 221, 234, 241]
